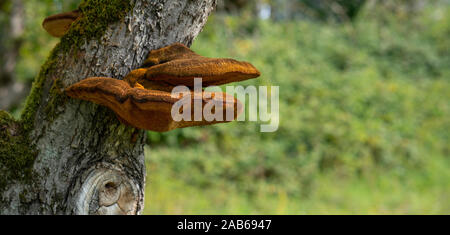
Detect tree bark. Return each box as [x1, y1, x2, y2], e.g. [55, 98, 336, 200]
[0, 0, 216, 215]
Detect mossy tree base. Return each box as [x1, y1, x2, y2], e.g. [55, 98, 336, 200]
[0, 0, 217, 214]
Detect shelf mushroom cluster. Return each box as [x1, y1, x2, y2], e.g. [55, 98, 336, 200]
[43, 11, 261, 132]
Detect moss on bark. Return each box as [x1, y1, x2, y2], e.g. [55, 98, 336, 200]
[0, 111, 36, 190]
[60, 0, 133, 52]
[20, 0, 132, 132]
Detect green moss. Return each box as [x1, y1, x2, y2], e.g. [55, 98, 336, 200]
[0, 111, 12, 123]
[20, 0, 133, 133]
[45, 78, 69, 123]
[0, 111, 37, 190]
[20, 53, 58, 133]
[60, 0, 133, 52]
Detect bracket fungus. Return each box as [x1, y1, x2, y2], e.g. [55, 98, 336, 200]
[66, 77, 242, 132]
[42, 10, 80, 37]
[125, 43, 261, 88]
[65, 43, 260, 132]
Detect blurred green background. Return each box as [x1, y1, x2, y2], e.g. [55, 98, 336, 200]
[0, 0, 449, 214]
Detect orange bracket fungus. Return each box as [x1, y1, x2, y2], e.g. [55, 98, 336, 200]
[66, 77, 242, 132]
[125, 43, 261, 88]
[42, 10, 80, 37]
[65, 43, 260, 132]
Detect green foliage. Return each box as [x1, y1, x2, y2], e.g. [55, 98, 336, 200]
[4, 0, 449, 214]
[16, 0, 81, 83]
[296, 0, 367, 21]
[145, 151, 449, 214]
[145, 3, 450, 214]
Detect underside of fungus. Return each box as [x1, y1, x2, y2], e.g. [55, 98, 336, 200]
[65, 43, 260, 132]
[42, 10, 80, 37]
[66, 77, 242, 132]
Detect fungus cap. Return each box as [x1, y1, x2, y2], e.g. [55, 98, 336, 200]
[142, 43, 200, 67]
[131, 43, 261, 88]
[42, 10, 80, 37]
[144, 57, 261, 87]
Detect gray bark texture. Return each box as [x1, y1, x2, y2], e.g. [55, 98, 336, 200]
[0, 0, 217, 215]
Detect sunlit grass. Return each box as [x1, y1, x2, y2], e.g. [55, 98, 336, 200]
[144, 146, 449, 215]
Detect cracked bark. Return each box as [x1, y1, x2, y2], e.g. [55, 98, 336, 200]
[0, 0, 217, 215]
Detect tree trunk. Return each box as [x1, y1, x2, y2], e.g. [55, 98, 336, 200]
[0, 0, 216, 215]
